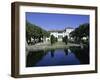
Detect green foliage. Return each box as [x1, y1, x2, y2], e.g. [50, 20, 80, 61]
[50, 35, 57, 45]
[26, 21, 50, 45]
[55, 37, 58, 42]
[26, 50, 46, 67]
[70, 23, 89, 43]
[63, 35, 68, 44]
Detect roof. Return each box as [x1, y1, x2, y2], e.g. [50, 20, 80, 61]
[48, 27, 74, 32]
[65, 27, 74, 29]
[48, 30, 65, 33]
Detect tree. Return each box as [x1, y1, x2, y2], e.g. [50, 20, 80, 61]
[70, 23, 89, 43]
[26, 21, 50, 45]
[50, 35, 57, 45]
[63, 35, 68, 44]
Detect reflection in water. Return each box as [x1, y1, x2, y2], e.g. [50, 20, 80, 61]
[64, 49, 68, 55]
[26, 47, 89, 67]
[51, 50, 55, 58]
[69, 46, 89, 64]
[26, 50, 45, 67]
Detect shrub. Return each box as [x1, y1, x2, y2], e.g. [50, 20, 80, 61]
[50, 35, 57, 45]
[63, 35, 68, 44]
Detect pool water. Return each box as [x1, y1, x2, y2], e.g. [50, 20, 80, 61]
[26, 47, 89, 67]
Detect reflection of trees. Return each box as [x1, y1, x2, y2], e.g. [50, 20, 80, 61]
[64, 49, 68, 55]
[50, 49, 55, 58]
[26, 50, 46, 67]
[69, 46, 89, 64]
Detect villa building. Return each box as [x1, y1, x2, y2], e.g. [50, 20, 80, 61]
[45, 27, 74, 42]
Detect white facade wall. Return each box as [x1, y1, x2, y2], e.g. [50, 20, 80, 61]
[45, 28, 74, 42]
[50, 32, 58, 38]
[45, 37, 50, 42]
[50, 32, 64, 41]
[65, 29, 74, 38]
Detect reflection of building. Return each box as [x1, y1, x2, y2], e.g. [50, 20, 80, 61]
[46, 27, 74, 42]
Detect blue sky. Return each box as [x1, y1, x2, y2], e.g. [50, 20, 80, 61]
[26, 12, 89, 31]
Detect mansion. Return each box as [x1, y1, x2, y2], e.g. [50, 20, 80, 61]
[45, 27, 74, 42]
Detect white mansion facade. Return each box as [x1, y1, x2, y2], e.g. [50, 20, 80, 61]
[45, 27, 74, 42]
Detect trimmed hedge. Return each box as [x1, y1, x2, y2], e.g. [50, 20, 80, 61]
[50, 35, 57, 45]
[63, 35, 68, 44]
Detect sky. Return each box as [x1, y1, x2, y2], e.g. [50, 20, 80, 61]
[26, 12, 89, 31]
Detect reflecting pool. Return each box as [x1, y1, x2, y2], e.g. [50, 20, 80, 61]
[26, 47, 89, 67]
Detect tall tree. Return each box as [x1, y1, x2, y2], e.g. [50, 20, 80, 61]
[26, 21, 50, 44]
[70, 23, 89, 43]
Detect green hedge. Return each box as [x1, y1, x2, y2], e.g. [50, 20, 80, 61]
[50, 35, 57, 45]
[63, 35, 68, 44]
